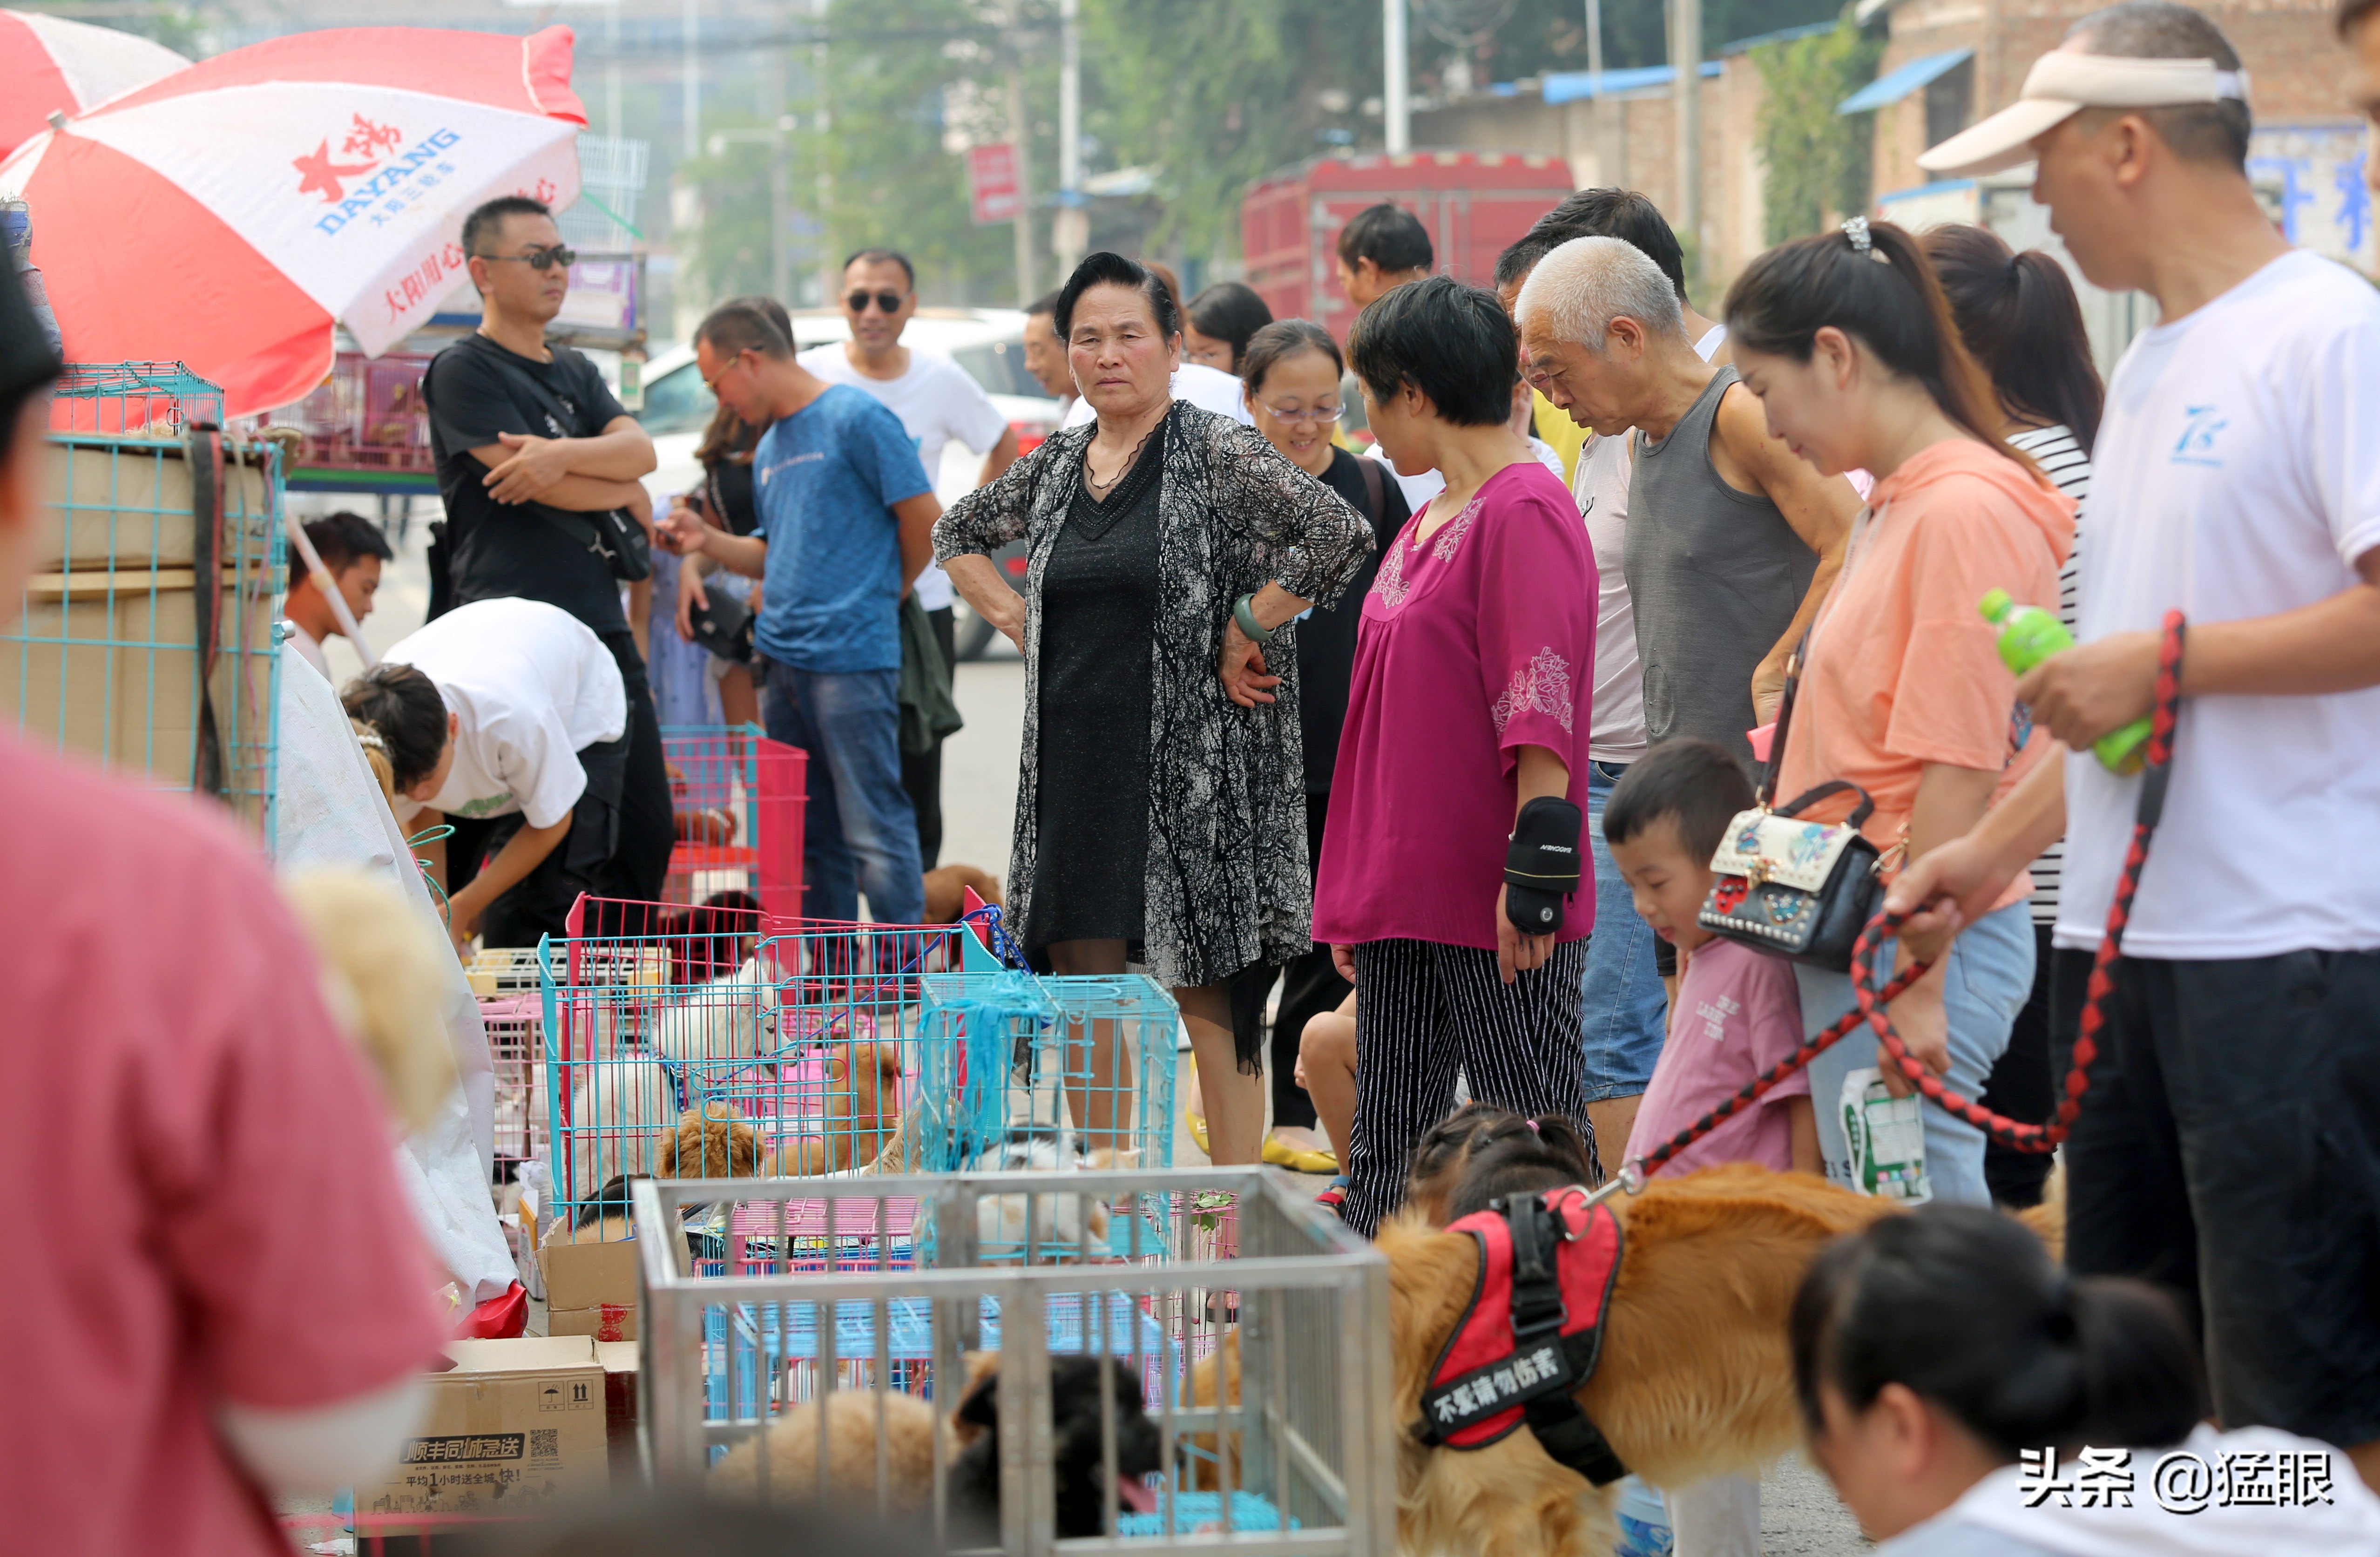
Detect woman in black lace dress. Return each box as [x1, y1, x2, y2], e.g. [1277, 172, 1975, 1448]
[934, 252, 1372, 1165]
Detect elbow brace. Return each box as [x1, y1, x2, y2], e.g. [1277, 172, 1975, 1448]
[1505, 796, 1584, 936]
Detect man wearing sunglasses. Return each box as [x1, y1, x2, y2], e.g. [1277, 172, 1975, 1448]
[421, 195, 674, 911]
[795, 248, 1018, 870]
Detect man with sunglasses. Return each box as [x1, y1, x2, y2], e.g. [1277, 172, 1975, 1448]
[796, 248, 1017, 869]
[421, 195, 673, 911]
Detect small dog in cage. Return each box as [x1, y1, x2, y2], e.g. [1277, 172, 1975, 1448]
[649, 954, 783, 1069]
[922, 862, 1001, 925]
[657, 1102, 764, 1179]
[709, 1388, 951, 1510]
[960, 1133, 1141, 1260]
[951, 1354, 1163, 1538]
[765, 1039, 906, 1175]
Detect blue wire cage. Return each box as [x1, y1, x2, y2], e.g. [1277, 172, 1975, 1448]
[1, 363, 283, 836]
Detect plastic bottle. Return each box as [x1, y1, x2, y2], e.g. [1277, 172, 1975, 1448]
[1978, 588, 2150, 774]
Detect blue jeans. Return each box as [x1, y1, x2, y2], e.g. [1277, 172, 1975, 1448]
[758, 658, 924, 925]
[1581, 760, 1669, 1100]
[1795, 899, 2034, 1207]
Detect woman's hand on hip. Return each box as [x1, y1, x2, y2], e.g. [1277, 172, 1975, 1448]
[982, 592, 1027, 652]
[1219, 618, 1282, 707]
[1495, 884, 1555, 985]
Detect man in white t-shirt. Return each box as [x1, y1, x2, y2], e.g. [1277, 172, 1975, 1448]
[800, 247, 1018, 868]
[279, 511, 391, 681]
[1890, 3, 2380, 1490]
[345, 597, 629, 949]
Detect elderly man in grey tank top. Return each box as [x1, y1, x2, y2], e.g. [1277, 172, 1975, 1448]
[1517, 237, 1859, 766]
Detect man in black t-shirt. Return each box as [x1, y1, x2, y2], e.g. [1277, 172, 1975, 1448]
[422, 195, 672, 910]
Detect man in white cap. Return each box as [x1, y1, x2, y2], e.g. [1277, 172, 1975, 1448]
[1887, 0, 2380, 1492]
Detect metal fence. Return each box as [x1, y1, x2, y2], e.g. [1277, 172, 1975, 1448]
[634, 1169, 1394, 1557]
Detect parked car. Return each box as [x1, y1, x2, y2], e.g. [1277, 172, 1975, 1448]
[636, 307, 1059, 660]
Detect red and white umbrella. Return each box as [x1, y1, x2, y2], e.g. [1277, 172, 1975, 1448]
[0, 26, 586, 417]
[0, 9, 188, 159]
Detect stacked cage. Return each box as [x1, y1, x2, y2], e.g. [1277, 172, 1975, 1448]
[468, 946, 551, 1182]
[3, 364, 283, 834]
[634, 1169, 1394, 1555]
[662, 724, 806, 923]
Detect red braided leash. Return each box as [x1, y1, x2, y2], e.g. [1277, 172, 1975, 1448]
[1609, 612, 2187, 1189]
[1849, 611, 2188, 1154]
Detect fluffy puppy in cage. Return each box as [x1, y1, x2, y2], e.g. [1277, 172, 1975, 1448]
[766, 1040, 906, 1176]
[658, 1102, 764, 1179]
[648, 952, 783, 1070]
[950, 1354, 1163, 1538]
[1380, 1164, 1894, 1557]
[710, 1353, 998, 1510]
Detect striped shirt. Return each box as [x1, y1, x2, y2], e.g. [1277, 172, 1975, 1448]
[2008, 424, 2091, 925]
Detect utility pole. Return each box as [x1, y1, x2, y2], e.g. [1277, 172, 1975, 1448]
[682, 0, 699, 160]
[1671, 0, 1702, 274]
[1384, 0, 1410, 155]
[1053, 0, 1086, 276]
[606, 0, 622, 142]
[1585, 0, 1616, 184]
[767, 53, 791, 305]
[1002, 0, 1037, 305]
[813, 0, 836, 303]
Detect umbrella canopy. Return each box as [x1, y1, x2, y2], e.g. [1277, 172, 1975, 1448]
[0, 9, 188, 159]
[0, 26, 587, 417]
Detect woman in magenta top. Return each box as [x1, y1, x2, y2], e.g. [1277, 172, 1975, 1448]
[1314, 277, 1600, 1234]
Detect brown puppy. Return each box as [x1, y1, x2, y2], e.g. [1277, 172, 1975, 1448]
[1383, 1164, 1895, 1557]
[656, 1101, 764, 1179]
[767, 1040, 906, 1176]
[710, 1353, 999, 1508]
[924, 863, 1002, 926]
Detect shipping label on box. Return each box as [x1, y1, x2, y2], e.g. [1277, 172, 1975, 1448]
[355, 1336, 609, 1518]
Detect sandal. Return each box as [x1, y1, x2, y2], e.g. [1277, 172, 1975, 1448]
[1314, 1176, 1349, 1217]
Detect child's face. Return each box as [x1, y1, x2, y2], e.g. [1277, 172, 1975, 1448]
[1607, 813, 1715, 954]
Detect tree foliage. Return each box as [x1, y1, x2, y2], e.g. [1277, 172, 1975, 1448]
[1751, 13, 1885, 245]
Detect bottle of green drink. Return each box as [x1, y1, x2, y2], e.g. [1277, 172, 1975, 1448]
[1979, 589, 2150, 774]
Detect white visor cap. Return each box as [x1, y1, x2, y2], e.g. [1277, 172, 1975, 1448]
[1916, 52, 2251, 178]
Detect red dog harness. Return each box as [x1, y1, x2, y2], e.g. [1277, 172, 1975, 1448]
[1413, 1186, 1629, 1485]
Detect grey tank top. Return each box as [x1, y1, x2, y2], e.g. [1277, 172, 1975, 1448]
[1625, 364, 1818, 763]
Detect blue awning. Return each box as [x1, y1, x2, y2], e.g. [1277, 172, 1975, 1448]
[1542, 61, 1721, 105]
[1837, 47, 1972, 115]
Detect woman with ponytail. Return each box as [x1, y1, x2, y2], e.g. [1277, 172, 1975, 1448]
[1792, 1207, 2380, 1552]
[1723, 219, 2073, 1206]
[1923, 223, 2103, 1214]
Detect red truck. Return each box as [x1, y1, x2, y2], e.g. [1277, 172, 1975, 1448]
[1240, 151, 1580, 331]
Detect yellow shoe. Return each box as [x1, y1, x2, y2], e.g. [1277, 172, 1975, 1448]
[1185, 1105, 1210, 1158]
[1262, 1133, 1341, 1175]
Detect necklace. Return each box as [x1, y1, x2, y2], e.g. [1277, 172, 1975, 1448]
[1070, 410, 1168, 543]
[1083, 409, 1166, 499]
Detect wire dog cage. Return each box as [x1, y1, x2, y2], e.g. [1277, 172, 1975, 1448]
[662, 724, 806, 922]
[3, 364, 282, 836]
[634, 1169, 1395, 1557]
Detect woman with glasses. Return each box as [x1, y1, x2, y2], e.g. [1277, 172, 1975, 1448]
[935, 253, 1372, 1169]
[1227, 320, 1408, 1177]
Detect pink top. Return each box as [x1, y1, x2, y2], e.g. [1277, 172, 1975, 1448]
[1625, 939, 1810, 1175]
[1314, 461, 1598, 949]
[0, 734, 448, 1557]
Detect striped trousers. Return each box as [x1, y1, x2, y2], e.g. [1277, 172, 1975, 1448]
[1340, 937, 1596, 1237]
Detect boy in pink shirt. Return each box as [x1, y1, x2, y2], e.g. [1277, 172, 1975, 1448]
[1604, 740, 1819, 1178]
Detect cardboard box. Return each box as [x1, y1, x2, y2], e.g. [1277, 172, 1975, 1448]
[541, 1235, 641, 1342]
[353, 1336, 610, 1521]
[596, 1340, 642, 1487]
[39, 439, 273, 574]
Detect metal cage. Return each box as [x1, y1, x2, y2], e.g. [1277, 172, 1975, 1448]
[634, 1169, 1396, 1557]
[5, 364, 282, 836]
[661, 724, 806, 923]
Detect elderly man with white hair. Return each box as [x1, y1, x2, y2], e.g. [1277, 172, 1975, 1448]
[1515, 236, 1859, 765]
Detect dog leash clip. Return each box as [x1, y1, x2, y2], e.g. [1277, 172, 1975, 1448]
[1582, 1161, 1647, 1208]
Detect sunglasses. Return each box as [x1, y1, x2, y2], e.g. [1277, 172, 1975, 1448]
[478, 244, 578, 272]
[847, 289, 908, 314]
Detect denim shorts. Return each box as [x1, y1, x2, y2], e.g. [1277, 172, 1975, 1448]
[1581, 759, 1670, 1101]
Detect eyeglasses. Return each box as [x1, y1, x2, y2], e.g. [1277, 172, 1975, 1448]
[477, 244, 578, 272]
[847, 290, 908, 314]
[1256, 398, 1344, 424]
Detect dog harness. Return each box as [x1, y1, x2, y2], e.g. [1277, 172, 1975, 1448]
[1411, 1185, 1629, 1486]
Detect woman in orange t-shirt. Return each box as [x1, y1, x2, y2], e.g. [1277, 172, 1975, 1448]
[1721, 218, 2074, 1206]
